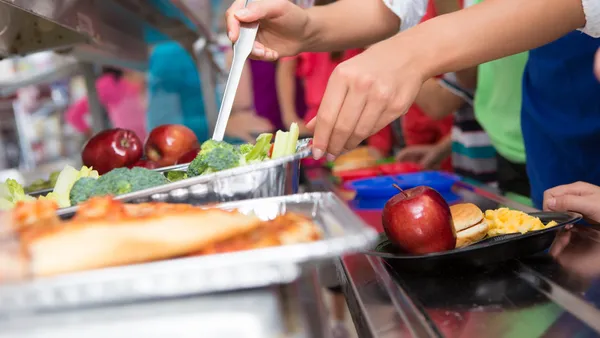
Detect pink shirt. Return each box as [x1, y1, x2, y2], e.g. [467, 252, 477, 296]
[65, 74, 147, 141]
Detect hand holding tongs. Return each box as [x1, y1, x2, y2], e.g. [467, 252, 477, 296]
[212, 0, 259, 141]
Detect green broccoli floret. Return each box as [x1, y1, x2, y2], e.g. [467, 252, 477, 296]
[166, 171, 188, 182]
[68, 167, 169, 205]
[187, 140, 240, 177]
[128, 167, 170, 190]
[69, 177, 98, 206]
[203, 147, 240, 171]
[187, 155, 208, 177]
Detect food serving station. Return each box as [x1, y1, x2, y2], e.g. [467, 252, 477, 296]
[306, 167, 600, 338]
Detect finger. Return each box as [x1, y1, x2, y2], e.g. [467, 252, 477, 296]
[547, 194, 597, 216]
[543, 181, 596, 210]
[312, 71, 349, 160]
[252, 119, 275, 132]
[226, 0, 246, 42]
[326, 86, 367, 156]
[248, 42, 279, 61]
[550, 230, 571, 258]
[420, 153, 437, 169]
[306, 117, 316, 130]
[343, 100, 384, 151]
[595, 48, 600, 81]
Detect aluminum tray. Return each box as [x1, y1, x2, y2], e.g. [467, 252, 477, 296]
[0, 192, 377, 314]
[55, 139, 312, 216]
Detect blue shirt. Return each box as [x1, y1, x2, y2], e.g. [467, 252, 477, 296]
[521, 32, 600, 208]
[146, 42, 209, 141]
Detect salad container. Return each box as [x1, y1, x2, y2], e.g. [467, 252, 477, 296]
[56, 139, 312, 216]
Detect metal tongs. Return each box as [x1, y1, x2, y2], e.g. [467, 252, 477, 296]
[212, 0, 259, 141]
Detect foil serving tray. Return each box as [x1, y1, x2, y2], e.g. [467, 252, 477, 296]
[53, 139, 312, 216]
[0, 192, 377, 314]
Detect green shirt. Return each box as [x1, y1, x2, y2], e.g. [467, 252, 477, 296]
[473, 38, 528, 164]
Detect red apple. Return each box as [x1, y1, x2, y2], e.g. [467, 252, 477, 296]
[145, 125, 198, 167]
[129, 159, 160, 169]
[82, 129, 143, 174]
[382, 186, 456, 254]
[176, 147, 201, 164]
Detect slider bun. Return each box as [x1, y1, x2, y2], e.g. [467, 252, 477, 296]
[456, 221, 488, 249]
[450, 203, 484, 232]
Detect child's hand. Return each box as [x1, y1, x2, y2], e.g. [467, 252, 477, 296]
[225, 111, 274, 143]
[595, 48, 600, 81]
[226, 0, 310, 61]
[395, 145, 444, 169]
[544, 182, 600, 223]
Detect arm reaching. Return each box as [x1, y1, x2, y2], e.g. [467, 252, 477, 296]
[404, 0, 587, 79]
[226, 0, 426, 60]
[307, 0, 590, 158]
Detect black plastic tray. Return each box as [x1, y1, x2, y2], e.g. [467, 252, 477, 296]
[366, 211, 582, 273]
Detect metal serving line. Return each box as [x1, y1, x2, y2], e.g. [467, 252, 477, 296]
[0, 0, 224, 136]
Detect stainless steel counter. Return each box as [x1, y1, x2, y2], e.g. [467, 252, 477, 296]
[306, 168, 600, 338]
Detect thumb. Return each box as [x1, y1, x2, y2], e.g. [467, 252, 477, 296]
[547, 194, 597, 218]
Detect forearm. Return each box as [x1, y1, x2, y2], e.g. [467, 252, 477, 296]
[304, 0, 400, 52]
[276, 59, 299, 122]
[401, 0, 586, 79]
[415, 78, 464, 120]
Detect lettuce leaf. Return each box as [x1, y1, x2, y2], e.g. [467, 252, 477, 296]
[0, 179, 35, 210]
[52, 165, 99, 208]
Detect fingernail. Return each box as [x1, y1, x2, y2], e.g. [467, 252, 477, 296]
[547, 198, 556, 210]
[228, 31, 233, 41]
[235, 9, 250, 17]
[326, 154, 336, 162]
[313, 148, 324, 160]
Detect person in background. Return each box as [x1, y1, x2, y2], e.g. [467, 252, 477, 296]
[226, 48, 307, 143]
[65, 67, 147, 140]
[401, 0, 529, 199]
[146, 41, 209, 141]
[472, 0, 530, 204]
[398, 0, 497, 186]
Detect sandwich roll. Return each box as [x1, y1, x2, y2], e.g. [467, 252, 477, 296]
[450, 203, 489, 248]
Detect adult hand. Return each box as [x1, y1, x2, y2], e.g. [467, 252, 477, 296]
[225, 111, 274, 143]
[395, 144, 444, 169]
[226, 0, 310, 61]
[306, 37, 426, 159]
[543, 181, 600, 224]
